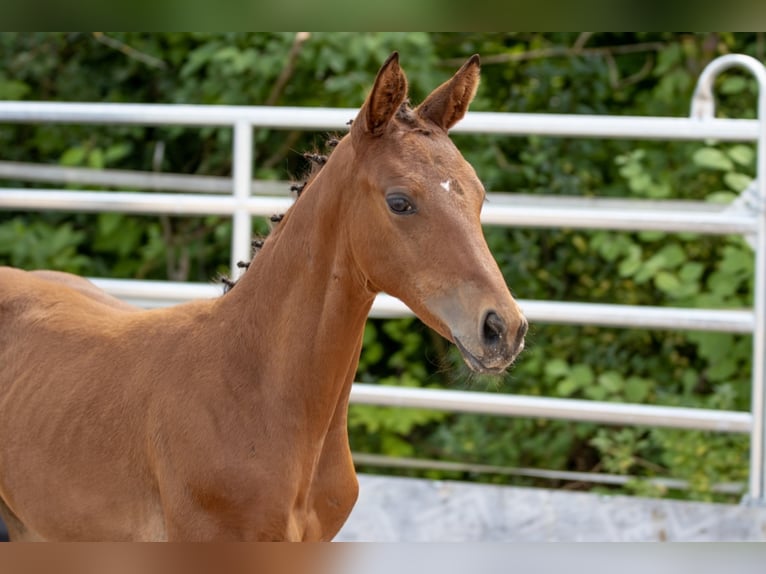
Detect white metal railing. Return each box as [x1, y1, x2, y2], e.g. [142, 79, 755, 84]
[1, 54, 765, 503]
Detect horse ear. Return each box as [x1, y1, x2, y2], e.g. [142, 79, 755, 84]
[353, 52, 408, 137]
[416, 54, 480, 131]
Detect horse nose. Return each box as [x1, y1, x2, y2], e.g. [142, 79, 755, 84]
[482, 310, 527, 355]
[482, 311, 507, 347]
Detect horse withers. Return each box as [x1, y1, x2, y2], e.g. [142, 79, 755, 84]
[0, 52, 527, 541]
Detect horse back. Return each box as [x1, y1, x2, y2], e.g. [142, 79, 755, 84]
[0, 266, 137, 311]
[30, 269, 138, 311]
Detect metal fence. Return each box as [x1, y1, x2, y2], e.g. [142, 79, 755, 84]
[1, 54, 765, 503]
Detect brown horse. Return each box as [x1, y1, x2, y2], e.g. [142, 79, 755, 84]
[0, 53, 527, 541]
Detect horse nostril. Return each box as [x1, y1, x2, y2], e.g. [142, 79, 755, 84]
[482, 311, 507, 347]
[515, 318, 529, 350]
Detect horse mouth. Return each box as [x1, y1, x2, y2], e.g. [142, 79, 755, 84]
[454, 338, 511, 375]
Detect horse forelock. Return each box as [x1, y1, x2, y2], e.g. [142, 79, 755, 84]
[395, 101, 432, 135]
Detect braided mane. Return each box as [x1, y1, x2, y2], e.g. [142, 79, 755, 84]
[219, 134, 339, 293]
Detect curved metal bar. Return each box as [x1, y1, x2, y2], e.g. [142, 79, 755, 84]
[692, 53, 766, 505]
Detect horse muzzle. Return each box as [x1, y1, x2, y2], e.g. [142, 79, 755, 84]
[454, 310, 527, 374]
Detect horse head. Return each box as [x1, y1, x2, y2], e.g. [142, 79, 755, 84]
[330, 52, 527, 374]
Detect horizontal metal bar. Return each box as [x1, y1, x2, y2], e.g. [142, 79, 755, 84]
[372, 296, 754, 333]
[0, 189, 293, 217]
[349, 384, 753, 433]
[0, 101, 760, 141]
[481, 201, 757, 235]
[0, 161, 290, 196]
[89, 278, 221, 303]
[0, 102, 357, 130]
[86, 279, 415, 314]
[521, 300, 754, 333]
[458, 112, 761, 141]
[84, 279, 441, 316]
[86, 279, 754, 333]
[0, 188, 758, 236]
[351, 453, 744, 494]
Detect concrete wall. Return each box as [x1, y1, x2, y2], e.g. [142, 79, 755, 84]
[3, 474, 764, 541]
[336, 474, 766, 541]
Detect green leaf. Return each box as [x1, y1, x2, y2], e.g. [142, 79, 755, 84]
[98, 212, 123, 236]
[0, 77, 30, 99]
[634, 253, 667, 284]
[707, 358, 738, 382]
[618, 245, 643, 278]
[60, 146, 86, 166]
[679, 261, 704, 282]
[544, 358, 569, 380]
[655, 270, 681, 293]
[584, 385, 608, 401]
[647, 181, 672, 199]
[87, 148, 105, 169]
[656, 244, 686, 268]
[706, 191, 737, 204]
[707, 272, 739, 298]
[727, 145, 754, 167]
[569, 364, 594, 386]
[720, 76, 748, 95]
[105, 142, 132, 164]
[723, 172, 752, 193]
[624, 377, 651, 403]
[557, 378, 581, 397]
[720, 245, 752, 274]
[618, 257, 642, 278]
[692, 147, 734, 171]
[598, 371, 623, 393]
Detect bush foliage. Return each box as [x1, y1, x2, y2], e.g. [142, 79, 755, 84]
[1, 33, 763, 501]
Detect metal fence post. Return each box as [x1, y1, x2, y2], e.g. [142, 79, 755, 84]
[749, 58, 766, 505]
[231, 120, 253, 278]
[693, 54, 766, 504]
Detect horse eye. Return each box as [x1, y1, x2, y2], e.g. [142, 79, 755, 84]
[386, 194, 416, 215]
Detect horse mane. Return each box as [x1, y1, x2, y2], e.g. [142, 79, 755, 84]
[220, 101, 428, 293]
[219, 133, 339, 293]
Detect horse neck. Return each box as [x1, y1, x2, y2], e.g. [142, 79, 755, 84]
[212, 154, 374, 427]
